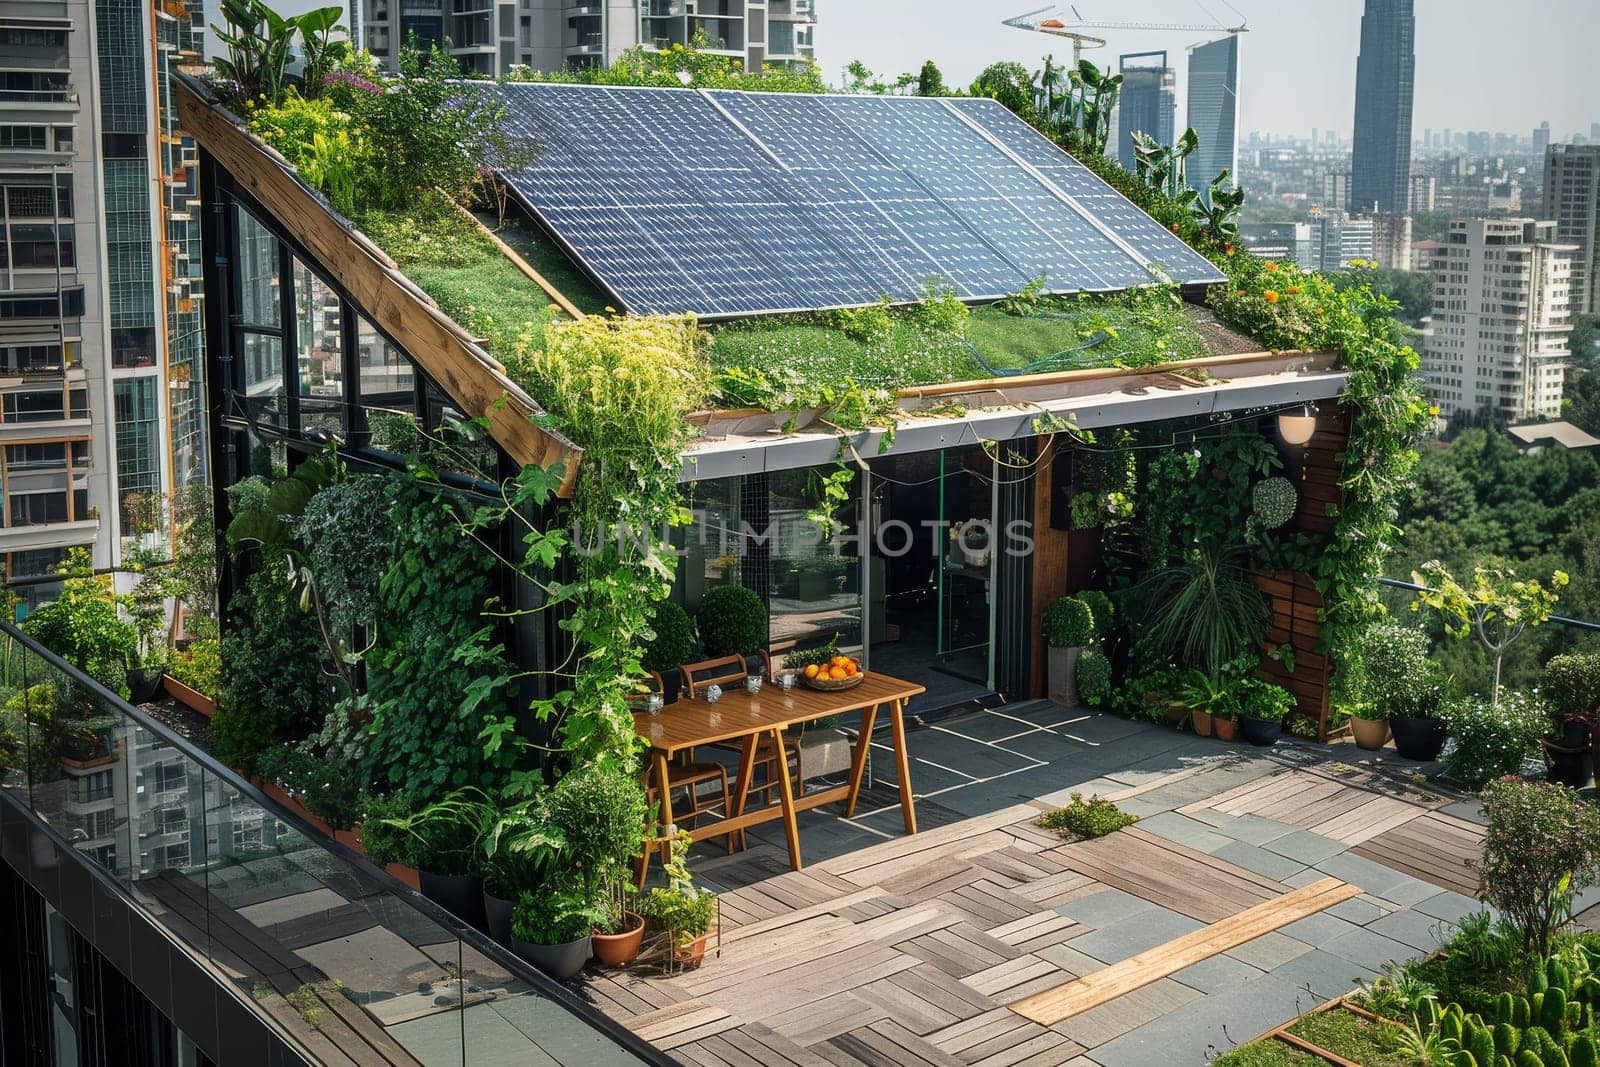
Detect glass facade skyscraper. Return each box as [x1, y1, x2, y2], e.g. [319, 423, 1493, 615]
[1116, 51, 1176, 173]
[1186, 36, 1239, 193]
[1349, 0, 1415, 214]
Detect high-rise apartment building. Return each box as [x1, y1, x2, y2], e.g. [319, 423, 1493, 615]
[1349, 0, 1415, 213]
[362, 0, 817, 77]
[1321, 170, 1351, 211]
[1185, 36, 1238, 191]
[1115, 51, 1176, 173]
[1410, 173, 1436, 212]
[1, 3, 117, 588]
[1533, 121, 1551, 160]
[1, 0, 204, 603]
[1358, 211, 1413, 270]
[1311, 211, 1376, 272]
[1424, 218, 1574, 421]
[1544, 143, 1600, 315]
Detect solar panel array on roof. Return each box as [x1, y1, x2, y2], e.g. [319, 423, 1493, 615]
[483, 83, 1227, 318]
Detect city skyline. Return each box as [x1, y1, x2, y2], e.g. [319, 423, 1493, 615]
[817, 0, 1599, 141]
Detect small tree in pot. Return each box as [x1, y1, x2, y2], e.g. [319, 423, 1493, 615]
[545, 764, 649, 966]
[1043, 595, 1096, 707]
[1341, 623, 1450, 760]
[1544, 653, 1600, 788]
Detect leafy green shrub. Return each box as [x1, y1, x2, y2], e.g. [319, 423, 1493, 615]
[634, 885, 717, 944]
[297, 475, 397, 636]
[168, 639, 221, 698]
[257, 745, 363, 830]
[1340, 622, 1449, 719]
[1235, 678, 1293, 722]
[1076, 649, 1113, 706]
[248, 89, 362, 214]
[362, 482, 514, 804]
[216, 568, 334, 772]
[1546, 654, 1600, 718]
[358, 793, 423, 868]
[544, 764, 648, 899]
[22, 550, 138, 694]
[695, 585, 768, 657]
[1251, 476, 1298, 531]
[1077, 590, 1114, 636]
[1479, 778, 1600, 956]
[1130, 543, 1268, 679]
[1439, 691, 1553, 788]
[1043, 596, 1095, 648]
[642, 600, 697, 675]
[1035, 793, 1137, 839]
[512, 880, 605, 945]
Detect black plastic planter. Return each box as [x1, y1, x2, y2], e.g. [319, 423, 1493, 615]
[419, 871, 486, 929]
[127, 667, 165, 705]
[1389, 714, 1447, 761]
[512, 935, 591, 980]
[483, 889, 516, 945]
[1239, 716, 1282, 747]
[1546, 720, 1593, 789]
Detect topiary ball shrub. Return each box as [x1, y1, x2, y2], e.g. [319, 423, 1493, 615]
[1078, 589, 1113, 637]
[1076, 649, 1113, 706]
[1252, 476, 1299, 531]
[1545, 653, 1600, 718]
[1042, 596, 1094, 648]
[643, 600, 697, 675]
[696, 585, 768, 657]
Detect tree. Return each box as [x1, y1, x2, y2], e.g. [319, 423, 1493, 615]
[1569, 313, 1600, 372]
[915, 59, 945, 97]
[1411, 560, 1569, 705]
[1567, 367, 1600, 436]
[843, 59, 879, 94]
[969, 61, 1035, 121]
[1330, 265, 1433, 327]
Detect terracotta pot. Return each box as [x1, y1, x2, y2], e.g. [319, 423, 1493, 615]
[162, 674, 216, 717]
[672, 932, 712, 970]
[1212, 717, 1239, 742]
[591, 912, 646, 967]
[1191, 709, 1214, 737]
[1350, 716, 1390, 751]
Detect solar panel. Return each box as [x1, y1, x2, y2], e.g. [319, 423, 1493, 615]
[483, 84, 1226, 318]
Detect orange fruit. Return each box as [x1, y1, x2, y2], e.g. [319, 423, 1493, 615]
[830, 666, 848, 680]
[830, 655, 847, 668]
[804, 664, 820, 679]
[844, 663, 858, 676]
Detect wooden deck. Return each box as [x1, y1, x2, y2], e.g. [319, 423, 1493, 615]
[583, 751, 1485, 1066]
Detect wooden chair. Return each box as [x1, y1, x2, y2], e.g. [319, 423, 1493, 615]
[680, 655, 805, 817]
[634, 672, 738, 885]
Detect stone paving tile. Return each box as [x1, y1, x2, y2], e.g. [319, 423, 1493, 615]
[1053, 888, 1160, 930]
[1261, 829, 1349, 865]
[1326, 895, 1394, 926]
[1048, 978, 1204, 1050]
[1365, 907, 1459, 952]
[1270, 946, 1382, 996]
[1037, 941, 1108, 978]
[1088, 971, 1316, 1067]
[1210, 840, 1308, 882]
[1223, 931, 1314, 971]
[1411, 890, 1491, 924]
[1169, 953, 1266, 995]
[1311, 851, 1420, 898]
[1068, 908, 1207, 965]
[1279, 911, 1365, 945]
[1320, 924, 1424, 971]
[1282, 868, 1326, 889]
[1201, 813, 1300, 846]
[1134, 811, 1233, 853]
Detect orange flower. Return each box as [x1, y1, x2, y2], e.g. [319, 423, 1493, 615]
[1236, 289, 1247, 297]
[1263, 290, 1280, 303]
[1285, 286, 1302, 295]
[1264, 261, 1279, 272]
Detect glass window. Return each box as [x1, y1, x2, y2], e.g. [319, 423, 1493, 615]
[294, 258, 344, 435]
[3, 388, 65, 422]
[770, 467, 863, 654]
[9, 491, 69, 526]
[240, 333, 283, 402]
[356, 316, 413, 406]
[234, 204, 281, 328]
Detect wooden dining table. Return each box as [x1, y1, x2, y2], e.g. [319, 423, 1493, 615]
[634, 672, 926, 871]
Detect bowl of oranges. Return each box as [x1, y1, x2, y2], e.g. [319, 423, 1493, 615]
[785, 638, 866, 691]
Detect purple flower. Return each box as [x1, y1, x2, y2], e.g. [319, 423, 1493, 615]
[327, 71, 383, 94]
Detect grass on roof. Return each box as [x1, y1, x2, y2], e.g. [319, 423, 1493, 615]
[354, 192, 569, 356]
[704, 285, 1212, 410]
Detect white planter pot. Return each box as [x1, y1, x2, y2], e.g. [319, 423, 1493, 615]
[1048, 645, 1084, 707]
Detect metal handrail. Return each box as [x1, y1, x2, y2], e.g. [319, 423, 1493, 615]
[0, 620, 676, 1067]
[1378, 576, 1600, 633]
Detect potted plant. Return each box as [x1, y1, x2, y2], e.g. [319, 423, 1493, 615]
[1348, 704, 1390, 751]
[634, 830, 718, 969]
[1075, 649, 1113, 710]
[510, 878, 603, 980]
[1544, 653, 1600, 786]
[368, 788, 496, 928]
[1042, 595, 1096, 707]
[1342, 623, 1449, 761]
[1235, 677, 1292, 747]
[481, 798, 566, 946]
[122, 547, 172, 704]
[1178, 670, 1228, 738]
[163, 639, 221, 715]
[545, 764, 649, 967]
[642, 601, 697, 705]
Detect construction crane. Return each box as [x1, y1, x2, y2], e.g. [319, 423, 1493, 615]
[1005, 5, 1248, 46]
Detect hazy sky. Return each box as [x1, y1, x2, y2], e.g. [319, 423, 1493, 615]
[815, 1, 1600, 140]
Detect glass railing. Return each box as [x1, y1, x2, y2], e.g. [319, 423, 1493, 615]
[0, 621, 661, 1067]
